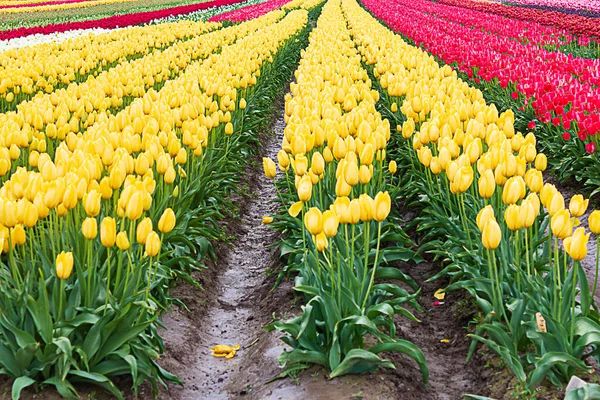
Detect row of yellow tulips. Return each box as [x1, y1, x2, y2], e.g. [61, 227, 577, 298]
[264, 0, 429, 381]
[0, 20, 219, 107]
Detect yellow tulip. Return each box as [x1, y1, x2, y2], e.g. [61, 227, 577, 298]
[333, 196, 352, 224]
[304, 207, 323, 236]
[535, 153, 547, 171]
[360, 143, 374, 166]
[23, 201, 38, 228]
[322, 210, 339, 238]
[359, 165, 371, 184]
[294, 155, 308, 176]
[82, 217, 98, 240]
[343, 161, 359, 186]
[225, 122, 234, 135]
[263, 157, 277, 179]
[569, 195, 589, 218]
[482, 219, 501, 250]
[520, 200, 536, 229]
[524, 169, 543, 193]
[289, 201, 303, 217]
[56, 251, 74, 280]
[164, 166, 176, 184]
[297, 176, 312, 202]
[145, 231, 161, 257]
[349, 199, 361, 224]
[476, 205, 495, 231]
[478, 169, 495, 198]
[453, 166, 474, 193]
[126, 191, 144, 221]
[563, 227, 590, 261]
[589, 210, 600, 234]
[502, 176, 525, 205]
[83, 190, 102, 217]
[540, 183, 557, 207]
[11, 225, 26, 246]
[504, 205, 522, 231]
[373, 191, 391, 222]
[100, 217, 116, 247]
[551, 209, 573, 239]
[311, 152, 325, 175]
[277, 150, 290, 171]
[389, 160, 397, 175]
[158, 208, 176, 233]
[547, 192, 565, 217]
[314, 232, 328, 252]
[116, 232, 130, 251]
[136, 217, 153, 245]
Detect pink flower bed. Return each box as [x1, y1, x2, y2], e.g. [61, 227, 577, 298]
[501, 0, 600, 13]
[0, 0, 244, 40]
[209, 0, 290, 22]
[364, 0, 600, 138]
[437, 0, 600, 38]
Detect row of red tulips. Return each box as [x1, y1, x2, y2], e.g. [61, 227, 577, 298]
[363, 0, 600, 144]
[209, 0, 288, 22]
[0, 0, 243, 40]
[436, 0, 600, 39]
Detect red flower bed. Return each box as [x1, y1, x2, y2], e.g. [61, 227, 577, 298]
[437, 0, 600, 38]
[0, 0, 244, 40]
[209, 0, 290, 22]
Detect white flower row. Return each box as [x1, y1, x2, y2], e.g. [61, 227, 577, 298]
[0, 27, 122, 53]
[151, 0, 267, 23]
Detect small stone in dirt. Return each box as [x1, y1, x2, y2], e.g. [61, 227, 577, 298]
[566, 375, 587, 392]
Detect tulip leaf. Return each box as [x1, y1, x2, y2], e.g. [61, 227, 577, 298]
[11, 376, 36, 400]
[369, 341, 429, 385]
[329, 349, 393, 378]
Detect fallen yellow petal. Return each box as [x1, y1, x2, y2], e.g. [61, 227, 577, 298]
[434, 289, 446, 300]
[289, 201, 303, 217]
[440, 339, 450, 344]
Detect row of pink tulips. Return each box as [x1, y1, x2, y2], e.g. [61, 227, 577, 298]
[499, 0, 600, 13]
[364, 0, 600, 142]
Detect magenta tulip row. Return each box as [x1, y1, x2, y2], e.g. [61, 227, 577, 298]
[0, 0, 244, 40]
[364, 0, 600, 140]
[208, 0, 289, 22]
[501, 0, 600, 13]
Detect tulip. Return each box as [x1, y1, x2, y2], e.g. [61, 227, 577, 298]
[158, 208, 176, 233]
[569, 195, 589, 218]
[540, 183, 557, 207]
[277, 150, 290, 171]
[11, 225, 26, 246]
[82, 217, 98, 240]
[502, 176, 525, 205]
[504, 205, 522, 231]
[297, 176, 312, 202]
[349, 199, 361, 225]
[360, 143, 375, 166]
[294, 155, 308, 176]
[304, 207, 323, 236]
[100, 217, 116, 247]
[535, 153, 547, 171]
[23, 201, 38, 228]
[551, 209, 573, 239]
[314, 232, 328, 252]
[263, 157, 277, 179]
[373, 192, 391, 222]
[322, 210, 339, 238]
[145, 231, 161, 257]
[477, 205, 495, 231]
[164, 166, 176, 184]
[389, 160, 397, 175]
[311, 152, 325, 175]
[83, 190, 102, 217]
[126, 191, 145, 221]
[116, 232, 130, 251]
[563, 228, 590, 261]
[589, 210, 600, 234]
[56, 251, 74, 280]
[520, 200, 536, 229]
[478, 169, 495, 199]
[359, 165, 371, 184]
[482, 219, 501, 250]
[137, 218, 153, 245]
[547, 192, 565, 217]
[524, 169, 543, 193]
[333, 197, 352, 224]
[453, 166, 473, 193]
[225, 122, 233, 135]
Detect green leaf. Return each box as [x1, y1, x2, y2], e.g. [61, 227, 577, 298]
[329, 349, 394, 378]
[11, 376, 35, 400]
[528, 352, 590, 390]
[70, 370, 124, 400]
[369, 341, 429, 385]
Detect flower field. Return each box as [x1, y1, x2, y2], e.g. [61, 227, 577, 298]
[1, 0, 600, 398]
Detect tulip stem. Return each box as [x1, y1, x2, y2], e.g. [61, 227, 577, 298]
[524, 228, 531, 279]
[554, 236, 560, 321]
[362, 222, 382, 310]
[104, 248, 111, 315]
[58, 279, 65, 321]
[86, 240, 93, 307]
[487, 249, 497, 316]
[145, 256, 154, 302]
[593, 237, 599, 300]
[515, 230, 521, 294]
[571, 261, 579, 346]
[362, 222, 370, 291]
[351, 224, 356, 277]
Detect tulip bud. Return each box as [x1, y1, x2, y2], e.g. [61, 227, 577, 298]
[100, 217, 116, 247]
[589, 210, 600, 234]
[158, 208, 176, 233]
[535, 153, 547, 171]
[145, 231, 161, 257]
[263, 157, 277, 179]
[349, 199, 361, 225]
[569, 195, 589, 218]
[373, 192, 391, 222]
[82, 217, 98, 240]
[344, 161, 359, 186]
[551, 209, 573, 239]
[504, 205, 522, 231]
[314, 232, 328, 252]
[277, 150, 290, 171]
[56, 251, 74, 280]
[389, 160, 397, 175]
[164, 166, 176, 184]
[225, 122, 233, 135]
[359, 165, 371, 184]
[482, 219, 501, 250]
[478, 169, 495, 199]
[304, 207, 323, 236]
[322, 210, 339, 238]
[563, 227, 590, 261]
[476, 205, 495, 231]
[116, 231, 130, 251]
[297, 176, 312, 202]
[136, 217, 153, 245]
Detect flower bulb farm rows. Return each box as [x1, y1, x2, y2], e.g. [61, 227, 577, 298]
[343, 0, 600, 390]
[0, 5, 316, 396]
